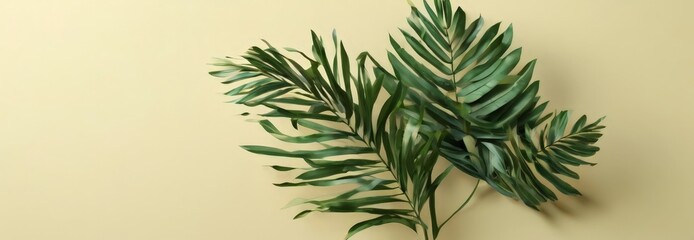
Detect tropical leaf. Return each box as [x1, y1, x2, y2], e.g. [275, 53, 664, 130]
[361, 0, 605, 209]
[211, 31, 467, 239]
[211, 0, 606, 238]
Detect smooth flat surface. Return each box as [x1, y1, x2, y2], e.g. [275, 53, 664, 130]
[1, 0, 693, 239]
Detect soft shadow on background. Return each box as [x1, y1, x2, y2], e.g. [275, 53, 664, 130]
[1, 0, 693, 239]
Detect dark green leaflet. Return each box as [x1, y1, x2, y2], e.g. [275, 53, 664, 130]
[376, 0, 605, 208]
[211, 0, 605, 239]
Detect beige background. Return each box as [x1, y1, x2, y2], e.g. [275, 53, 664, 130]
[1, 0, 693, 239]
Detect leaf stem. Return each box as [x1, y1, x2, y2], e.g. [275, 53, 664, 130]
[450, 60, 458, 103]
[335, 114, 430, 238]
[428, 176, 440, 239]
[439, 179, 480, 230]
[441, 12, 458, 104]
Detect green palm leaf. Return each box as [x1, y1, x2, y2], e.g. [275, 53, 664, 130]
[211, 32, 463, 239]
[211, 0, 606, 238]
[364, 0, 605, 209]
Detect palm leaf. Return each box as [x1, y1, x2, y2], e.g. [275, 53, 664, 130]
[211, 0, 606, 238]
[211, 32, 456, 239]
[364, 0, 605, 208]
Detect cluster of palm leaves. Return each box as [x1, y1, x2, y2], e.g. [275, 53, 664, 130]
[210, 0, 605, 239]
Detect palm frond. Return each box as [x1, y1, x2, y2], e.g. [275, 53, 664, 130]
[212, 0, 606, 238]
[211, 32, 452, 239]
[366, 0, 606, 209]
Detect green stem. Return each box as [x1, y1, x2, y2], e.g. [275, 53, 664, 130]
[336, 116, 430, 238]
[261, 59, 431, 239]
[449, 55, 458, 103]
[429, 176, 440, 239]
[439, 179, 480, 230]
[440, 12, 458, 104]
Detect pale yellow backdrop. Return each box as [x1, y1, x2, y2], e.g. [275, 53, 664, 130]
[1, 0, 693, 239]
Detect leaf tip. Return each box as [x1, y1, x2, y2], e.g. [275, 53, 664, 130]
[293, 210, 312, 219]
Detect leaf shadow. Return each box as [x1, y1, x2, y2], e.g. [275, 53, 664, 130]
[539, 195, 600, 224]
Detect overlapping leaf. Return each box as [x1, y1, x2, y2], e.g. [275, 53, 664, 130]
[364, 0, 605, 208]
[212, 0, 606, 239]
[211, 32, 460, 239]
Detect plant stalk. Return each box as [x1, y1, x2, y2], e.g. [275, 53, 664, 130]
[439, 179, 480, 230]
[333, 113, 431, 239]
[428, 176, 440, 239]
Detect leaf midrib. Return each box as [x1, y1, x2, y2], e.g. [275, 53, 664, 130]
[259, 70, 426, 228]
